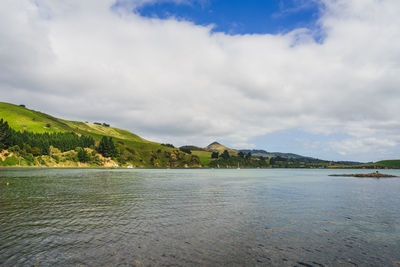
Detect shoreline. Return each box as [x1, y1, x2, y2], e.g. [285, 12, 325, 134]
[1, 166, 400, 170]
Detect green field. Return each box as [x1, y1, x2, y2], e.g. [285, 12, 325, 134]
[191, 150, 213, 166]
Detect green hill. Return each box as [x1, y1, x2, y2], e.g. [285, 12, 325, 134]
[0, 102, 201, 168]
[0, 102, 72, 133]
[374, 160, 400, 169]
[205, 142, 238, 155]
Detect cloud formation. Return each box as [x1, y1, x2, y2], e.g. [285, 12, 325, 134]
[1, 0, 399, 161]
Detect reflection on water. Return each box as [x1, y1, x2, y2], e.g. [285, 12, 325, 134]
[0, 169, 400, 266]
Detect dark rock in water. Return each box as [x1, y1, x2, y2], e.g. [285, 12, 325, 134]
[329, 172, 397, 178]
[297, 262, 314, 267]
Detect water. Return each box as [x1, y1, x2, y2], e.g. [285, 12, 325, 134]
[0, 169, 400, 266]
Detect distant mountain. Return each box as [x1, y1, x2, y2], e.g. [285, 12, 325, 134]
[240, 149, 329, 163]
[335, 161, 365, 166]
[205, 142, 238, 155]
[239, 149, 310, 159]
[240, 149, 365, 165]
[239, 149, 270, 155]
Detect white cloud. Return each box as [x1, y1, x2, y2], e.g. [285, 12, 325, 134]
[0, 0, 399, 161]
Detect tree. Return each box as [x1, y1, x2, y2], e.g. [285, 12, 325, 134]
[238, 151, 245, 158]
[211, 151, 219, 159]
[23, 143, 32, 154]
[107, 137, 116, 157]
[179, 147, 192, 154]
[77, 148, 90, 162]
[161, 143, 175, 148]
[97, 136, 117, 158]
[221, 150, 230, 160]
[270, 156, 286, 165]
[31, 147, 41, 156]
[97, 136, 108, 156]
[0, 119, 12, 150]
[245, 152, 252, 160]
[8, 145, 20, 153]
[1, 118, 94, 156]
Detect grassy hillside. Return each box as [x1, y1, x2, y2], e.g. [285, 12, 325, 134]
[375, 160, 400, 169]
[0, 102, 201, 168]
[205, 142, 238, 155]
[191, 150, 213, 166]
[0, 102, 72, 133]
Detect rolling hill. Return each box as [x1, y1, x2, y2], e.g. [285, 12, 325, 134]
[239, 149, 307, 159]
[375, 160, 400, 169]
[0, 102, 201, 168]
[205, 142, 238, 155]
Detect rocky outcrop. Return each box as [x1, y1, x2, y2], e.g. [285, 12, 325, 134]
[329, 172, 397, 178]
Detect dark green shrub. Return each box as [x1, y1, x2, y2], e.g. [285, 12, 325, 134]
[8, 145, 20, 152]
[23, 153, 34, 163]
[0, 156, 19, 166]
[77, 148, 90, 162]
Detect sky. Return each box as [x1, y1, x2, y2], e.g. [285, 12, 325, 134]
[135, 0, 321, 35]
[1, 0, 400, 162]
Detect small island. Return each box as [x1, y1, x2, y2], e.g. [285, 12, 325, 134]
[329, 172, 398, 178]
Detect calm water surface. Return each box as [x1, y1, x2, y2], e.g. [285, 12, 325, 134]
[0, 169, 400, 266]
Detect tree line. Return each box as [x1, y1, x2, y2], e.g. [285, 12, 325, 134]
[0, 118, 116, 159]
[209, 150, 269, 168]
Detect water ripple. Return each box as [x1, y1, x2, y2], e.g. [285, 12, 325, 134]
[1, 169, 400, 266]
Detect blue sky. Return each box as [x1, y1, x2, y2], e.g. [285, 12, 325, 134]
[136, 0, 321, 35]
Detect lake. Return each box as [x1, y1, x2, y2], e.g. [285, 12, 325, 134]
[1, 168, 400, 266]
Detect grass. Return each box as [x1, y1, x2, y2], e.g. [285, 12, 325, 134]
[0, 102, 71, 133]
[192, 151, 213, 166]
[63, 120, 148, 143]
[0, 102, 150, 142]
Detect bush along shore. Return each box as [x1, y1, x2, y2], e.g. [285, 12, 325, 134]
[0, 118, 118, 167]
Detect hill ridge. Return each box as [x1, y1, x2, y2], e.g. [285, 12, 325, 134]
[0, 102, 201, 168]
